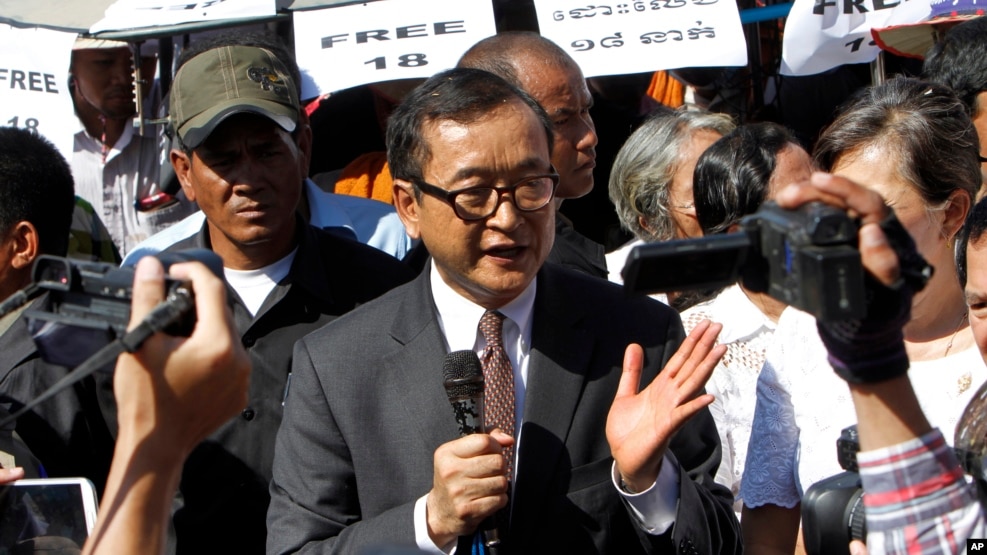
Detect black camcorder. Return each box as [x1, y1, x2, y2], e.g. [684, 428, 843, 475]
[621, 201, 865, 321]
[22, 250, 220, 368]
[801, 425, 866, 555]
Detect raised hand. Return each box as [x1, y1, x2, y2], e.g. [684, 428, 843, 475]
[606, 320, 725, 492]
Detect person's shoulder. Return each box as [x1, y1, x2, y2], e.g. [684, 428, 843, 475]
[307, 225, 415, 282]
[122, 211, 206, 265]
[305, 185, 412, 259]
[541, 262, 677, 320]
[296, 274, 417, 347]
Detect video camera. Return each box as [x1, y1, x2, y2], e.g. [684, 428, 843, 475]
[19, 250, 221, 368]
[801, 425, 866, 555]
[621, 201, 865, 321]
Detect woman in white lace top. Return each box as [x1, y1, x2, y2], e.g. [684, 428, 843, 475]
[681, 122, 813, 519]
[740, 78, 982, 555]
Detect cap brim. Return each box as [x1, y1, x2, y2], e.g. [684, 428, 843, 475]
[74, 37, 130, 50]
[178, 100, 297, 149]
[873, 15, 981, 59]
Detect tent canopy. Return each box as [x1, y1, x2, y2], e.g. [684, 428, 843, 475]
[0, 0, 360, 39]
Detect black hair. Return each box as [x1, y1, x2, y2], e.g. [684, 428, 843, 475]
[386, 67, 554, 191]
[814, 77, 979, 205]
[957, 195, 987, 288]
[0, 127, 75, 256]
[693, 122, 799, 235]
[923, 17, 987, 116]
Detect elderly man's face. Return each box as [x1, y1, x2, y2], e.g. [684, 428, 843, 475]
[171, 114, 309, 270]
[516, 60, 597, 200]
[71, 47, 136, 120]
[395, 99, 555, 309]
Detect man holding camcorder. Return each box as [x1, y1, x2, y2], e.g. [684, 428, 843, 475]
[777, 172, 987, 555]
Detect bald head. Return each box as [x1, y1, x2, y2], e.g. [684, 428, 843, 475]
[458, 32, 578, 87]
[458, 32, 598, 199]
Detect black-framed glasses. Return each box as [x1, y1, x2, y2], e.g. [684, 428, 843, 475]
[414, 171, 560, 221]
[979, 154, 987, 164]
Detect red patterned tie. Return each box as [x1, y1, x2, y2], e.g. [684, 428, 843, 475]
[479, 310, 515, 477]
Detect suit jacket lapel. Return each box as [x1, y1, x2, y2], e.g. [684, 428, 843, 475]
[511, 266, 596, 540]
[381, 270, 462, 460]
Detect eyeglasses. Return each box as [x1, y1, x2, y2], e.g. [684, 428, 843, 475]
[979, 154, 987, 164]
[413, 171, 560, 221]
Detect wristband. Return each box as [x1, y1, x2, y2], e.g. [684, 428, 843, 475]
[817, 211, 931, 384]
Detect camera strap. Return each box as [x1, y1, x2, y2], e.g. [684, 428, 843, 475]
[0, 290, 193, 429]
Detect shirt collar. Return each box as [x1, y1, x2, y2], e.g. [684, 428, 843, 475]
[695, 284, 776, 343]
[429, 263, 536, 352]
[75, 117, 136, 160]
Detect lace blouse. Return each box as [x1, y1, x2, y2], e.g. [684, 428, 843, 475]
[741, 307, 985, 509]
[680, 284, 776, 516]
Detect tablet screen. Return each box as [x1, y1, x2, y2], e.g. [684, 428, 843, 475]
[0, 481, 95, 552]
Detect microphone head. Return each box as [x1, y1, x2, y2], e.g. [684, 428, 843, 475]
[442, 350, 484, 400]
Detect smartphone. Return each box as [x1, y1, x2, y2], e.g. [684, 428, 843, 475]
[0, 478, 98, 552]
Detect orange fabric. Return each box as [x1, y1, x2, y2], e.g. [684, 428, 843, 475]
[334, 151, 395, 205]
[647, 71, 685, 108]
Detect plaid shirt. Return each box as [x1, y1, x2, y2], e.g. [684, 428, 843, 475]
[859, 429, 985, 554]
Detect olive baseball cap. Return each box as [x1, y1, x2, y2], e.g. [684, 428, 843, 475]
[170, 45, 299, 149]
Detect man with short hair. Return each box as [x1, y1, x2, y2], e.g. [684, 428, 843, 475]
[70, 37, 195, 255]
[0, 126, 114, 490]
[923, 16, 987, 194]
[268, 68, 740, 554]
[458, 32, 607, 278]
[128, 40, 415, 554]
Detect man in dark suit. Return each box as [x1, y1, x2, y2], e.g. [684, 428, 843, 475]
[267, 68, 740, 554]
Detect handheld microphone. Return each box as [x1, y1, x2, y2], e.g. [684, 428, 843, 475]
[442, 350, 502, 553]
[443, 350, 485, 435]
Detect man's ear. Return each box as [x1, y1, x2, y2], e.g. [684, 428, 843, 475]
[170, 149, 197, 202]
[7, 221, 39, 270]
[393, 179, 421, 240]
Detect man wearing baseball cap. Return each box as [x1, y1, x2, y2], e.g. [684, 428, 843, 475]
[114, 34, 415, 554]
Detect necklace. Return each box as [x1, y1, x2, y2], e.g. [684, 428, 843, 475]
[943, 310, 969, 358]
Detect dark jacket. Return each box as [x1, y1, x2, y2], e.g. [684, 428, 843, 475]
[104, 219, 415, 555]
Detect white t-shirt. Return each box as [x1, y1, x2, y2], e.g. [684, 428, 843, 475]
[223, 249, 297, 317]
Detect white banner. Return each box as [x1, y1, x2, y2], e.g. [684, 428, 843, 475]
[90, 0, 276, 34]
[534, 0, 747, 78]
[293, 0, 498, 98]
[0, 25, 77, 160]
[780, 0, 930, 75]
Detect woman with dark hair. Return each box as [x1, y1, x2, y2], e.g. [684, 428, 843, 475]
[606, 108, 735, 310]
[682, 122, 813, 519]
[741, 77, 983, 555]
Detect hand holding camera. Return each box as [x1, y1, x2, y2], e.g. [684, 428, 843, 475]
[114, 256, 250, 460]
[774, 172, 932, 385]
